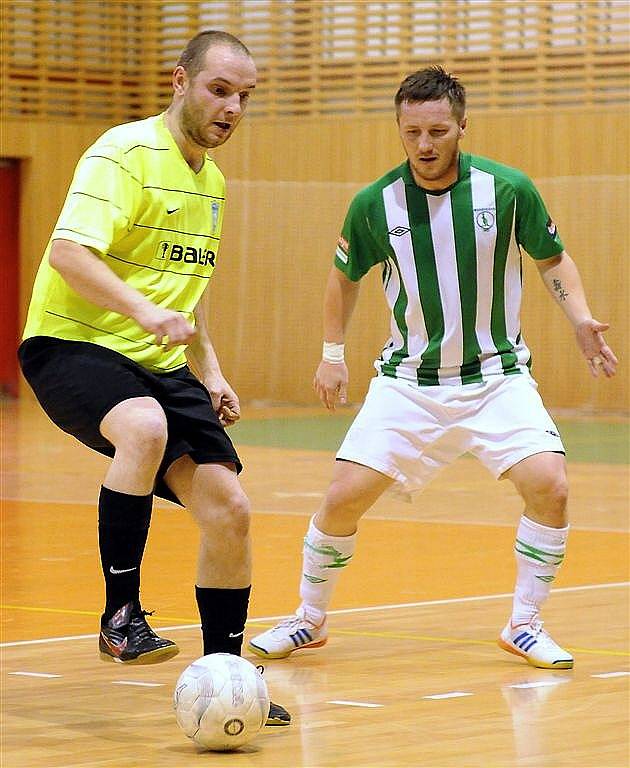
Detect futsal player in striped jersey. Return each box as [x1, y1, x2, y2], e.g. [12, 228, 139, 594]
[18, 30, 289, 724]
[249, 66, 618, 669]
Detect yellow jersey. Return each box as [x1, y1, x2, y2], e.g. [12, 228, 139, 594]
[23, 113, 226, 372]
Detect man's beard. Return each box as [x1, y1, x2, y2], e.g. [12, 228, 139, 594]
[180, 101, 220, 149]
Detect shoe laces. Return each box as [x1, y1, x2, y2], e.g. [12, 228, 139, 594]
[276, 612, 320, 633]
[276, 615, 305, 631]
[513, 617, 544, 638]
[130, 608, 157, 642]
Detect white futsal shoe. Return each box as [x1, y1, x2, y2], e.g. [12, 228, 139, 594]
[248, 609, 328, 659]
[498, 618, 574, 669]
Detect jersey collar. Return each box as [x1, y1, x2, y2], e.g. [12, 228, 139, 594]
[402, 152, 472, 194]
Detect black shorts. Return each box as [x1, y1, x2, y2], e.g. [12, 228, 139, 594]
[18, 337, 242, 505]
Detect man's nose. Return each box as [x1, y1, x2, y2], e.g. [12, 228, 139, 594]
[224, 93, 241, 117]
[418, 134, 433, 153]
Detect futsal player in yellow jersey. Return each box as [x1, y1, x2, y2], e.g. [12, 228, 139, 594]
[19, 30, 290, 726]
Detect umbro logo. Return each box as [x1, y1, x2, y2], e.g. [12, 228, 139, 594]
[388, 226, 410, 237]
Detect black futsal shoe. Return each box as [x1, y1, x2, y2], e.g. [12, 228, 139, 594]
[99, 602, 179, 664]
[254, 664, 292, 726]
[266, 700, 292, 726]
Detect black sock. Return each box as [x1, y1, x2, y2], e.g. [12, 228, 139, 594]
[195, 585, 251, 656]
[98, 486, 152, 624]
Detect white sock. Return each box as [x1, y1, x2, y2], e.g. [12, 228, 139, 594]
[298, 517, 356, 624]
[511, 515, 569, 626]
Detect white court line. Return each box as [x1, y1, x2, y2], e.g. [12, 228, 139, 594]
[9, 671, 62, 678]
[423, 692, 472, 700]
[509, 680, 570, 689]
[591, 671, 630, 678]
[1, 581, 628, 648]
[112, 681, 163, 687]
[328, 700, 383, 708]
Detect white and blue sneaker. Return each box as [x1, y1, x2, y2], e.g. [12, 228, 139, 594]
[498, 618, 573, 669]
[248, 609, 327, 659]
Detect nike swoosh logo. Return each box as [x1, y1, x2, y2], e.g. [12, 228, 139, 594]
[109, 565, 138, 574]
[228, 631, 244, 638]
[100, 632, 128, 655]
[166, 207, 179, 214]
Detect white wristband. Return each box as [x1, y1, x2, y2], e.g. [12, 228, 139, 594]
[322, 341, 345, 364]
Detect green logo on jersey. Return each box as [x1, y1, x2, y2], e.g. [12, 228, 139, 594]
[474, 209, 495, 231]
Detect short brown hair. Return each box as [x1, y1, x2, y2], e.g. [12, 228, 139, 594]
[176, 30, 252, 78]
[395, 66, 466, 120]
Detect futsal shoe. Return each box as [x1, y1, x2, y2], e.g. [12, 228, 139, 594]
[99, 602, 179, 664]
[248, 609, 327, 659]
[266, 701, 292, 726]
[253, 663, 292, 726]
[498, 618, 574, 669]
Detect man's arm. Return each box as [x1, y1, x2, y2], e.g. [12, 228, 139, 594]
[313, 266, 362, 410]
[49, 239, 196, 349]
[187, 298, 240, 426]
[535, 250, 618, 378]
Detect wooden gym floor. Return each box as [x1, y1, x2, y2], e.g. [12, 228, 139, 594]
[1, 399, 628, 767]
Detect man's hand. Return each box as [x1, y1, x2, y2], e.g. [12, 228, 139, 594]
[575, 319, 618, 378]
[133, 304, 196, 349]
[204, 374, 241, 427]
[313, 360, 348, 411]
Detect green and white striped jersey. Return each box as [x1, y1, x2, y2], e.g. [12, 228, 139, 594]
[335, 153, 564, 385]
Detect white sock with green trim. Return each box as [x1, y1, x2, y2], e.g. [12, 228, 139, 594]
[511, 515, 569, 626]
[298, 517, 356, 624]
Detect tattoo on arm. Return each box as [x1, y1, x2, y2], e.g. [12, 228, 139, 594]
[552, 278, 569, 301]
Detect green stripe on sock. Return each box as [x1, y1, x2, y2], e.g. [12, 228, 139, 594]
[515, 538, 565, 566]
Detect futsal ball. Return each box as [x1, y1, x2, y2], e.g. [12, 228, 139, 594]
[173, 653, 270, 751]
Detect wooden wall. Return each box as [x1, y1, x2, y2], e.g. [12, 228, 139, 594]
[1, 107, 627, 413]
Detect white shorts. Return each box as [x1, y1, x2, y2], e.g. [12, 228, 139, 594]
[336, 374, 565, 492]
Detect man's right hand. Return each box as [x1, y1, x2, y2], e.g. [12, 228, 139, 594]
[313, 360, 348, 411]
[133, 303, 196, 349]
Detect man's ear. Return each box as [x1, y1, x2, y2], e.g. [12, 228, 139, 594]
[172, 65, 188, 96]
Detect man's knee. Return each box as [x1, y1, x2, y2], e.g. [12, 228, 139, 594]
[102, 400, 168, 462]
[526, 470, 568, 510]
[195, 482, 251, 539]
[324, 479, 362, 516]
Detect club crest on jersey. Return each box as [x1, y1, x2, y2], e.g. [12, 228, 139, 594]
[474, 208, 495, 231]
[211, 201, 220, 234]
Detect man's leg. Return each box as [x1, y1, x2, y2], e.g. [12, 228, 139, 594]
[98, 397, 179, 664]
[248, 460, 393, 659]
[164, 456, 290, 725]
[165, 457, 252, 654]
[499, 451, 573, 669]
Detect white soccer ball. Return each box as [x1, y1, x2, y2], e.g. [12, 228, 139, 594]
[173, 653, 270, 751]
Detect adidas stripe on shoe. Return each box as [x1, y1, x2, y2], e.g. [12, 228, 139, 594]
[248, 611, 327, 659]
